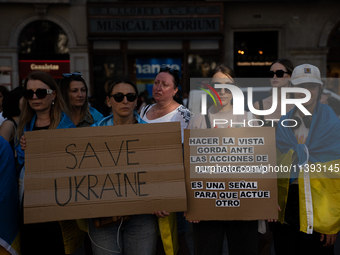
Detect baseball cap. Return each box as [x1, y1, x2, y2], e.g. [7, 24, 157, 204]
[291, 64, 323, 86]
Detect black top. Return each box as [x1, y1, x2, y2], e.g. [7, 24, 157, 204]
[33, 125, 50, 131]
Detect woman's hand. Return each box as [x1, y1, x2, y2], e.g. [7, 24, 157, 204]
[267, 205, 281, 222]
[20, 135, 26, 151]
[183, 211, 200, 223]
[320, 233, 337, 247]
[153, 210, 170, 218]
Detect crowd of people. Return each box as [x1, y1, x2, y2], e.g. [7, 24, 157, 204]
[0, 59, 339, 255]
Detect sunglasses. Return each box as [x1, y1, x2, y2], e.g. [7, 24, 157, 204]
[215, 88, 231, 94]
[268, 70, 289, 78]
[23, 89, 53, 100]
[62, 72, 82, 78]
[109, 93, 137, 102]
[159, 65, 180, 77]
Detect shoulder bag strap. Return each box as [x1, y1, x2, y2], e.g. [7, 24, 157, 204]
[142, 104, 152, 118]
[258, 100, 265, 121]
[205, 113, 211, 129]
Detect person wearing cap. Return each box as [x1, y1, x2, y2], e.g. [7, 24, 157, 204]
[272, 64, 340, 254]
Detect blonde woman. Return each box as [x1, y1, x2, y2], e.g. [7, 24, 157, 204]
[16, 71, 75, 255]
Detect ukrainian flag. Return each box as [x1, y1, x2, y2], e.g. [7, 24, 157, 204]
[276, 102, 340, 235]
[0, 137, 20, 255]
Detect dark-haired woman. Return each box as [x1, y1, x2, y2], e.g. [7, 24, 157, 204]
[89, 78, 158, 255]
[253, 59, 295, 122]
[141, 65, 191, 143]
[0, 87, 24, 149]
[140, 65, 191, 255]
[15, 70, 76, 255]
[59, 72, 103, 127]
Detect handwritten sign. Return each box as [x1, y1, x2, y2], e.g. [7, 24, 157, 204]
[184, 127, 278, 221]
[24, 122, 187, 224]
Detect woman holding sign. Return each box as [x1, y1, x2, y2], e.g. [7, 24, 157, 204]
[140, 65, 191, 255]
[188, 64, 258, 255]
[16, 71, 76, 255]
[89, 77, 158, 255]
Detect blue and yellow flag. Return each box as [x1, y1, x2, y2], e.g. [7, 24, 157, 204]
[0, 137, 20, 255]
[276, 102, 340, 234]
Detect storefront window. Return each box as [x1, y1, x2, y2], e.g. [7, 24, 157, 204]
[234, 31, 278, 78]
[188, 54, 220, 78]
[327, 23, 340, 95]
[18, 20, 69, 60]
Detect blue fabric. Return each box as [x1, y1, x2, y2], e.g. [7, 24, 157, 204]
[15, 112, 76, 165]
[92, 110, 147, 127]
[276, 102, 340, 182]
[0, 137, 19, 255]
[88, 215, 158, 255]
[89, 107, 103, 123]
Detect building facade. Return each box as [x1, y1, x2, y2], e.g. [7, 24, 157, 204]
[0, 0, 339, 98]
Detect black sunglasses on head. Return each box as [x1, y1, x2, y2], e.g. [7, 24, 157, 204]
[109, 93, 137, 102]
[159, 65, 179, 77]
[268, 70, 289, 78]
[62, 72, 82, 78]
[23, 89, 53, 100]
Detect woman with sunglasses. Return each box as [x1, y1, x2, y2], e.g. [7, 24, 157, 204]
[253, 59, 295, 124]
[89, 77, 158, 255]
[59, 72, 103, 127]
[188, 64, 258, 255]
[16, 70, 76, 255]
[140, 65, 191, 255]
[252, 59, 294, 255]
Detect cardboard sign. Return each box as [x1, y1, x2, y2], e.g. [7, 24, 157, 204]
[184, 127, 278, 221]
[24, 122, 187, 224]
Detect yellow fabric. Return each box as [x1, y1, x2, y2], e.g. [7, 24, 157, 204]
[158, 213, 179, 255]
[59, 220, 86, 254]
[76, 219, 88, 233]
[10, 233, 20, 255]
[276, 149, 292, 224]
[277, 149, 340, 234]
[0, 232, 20, 255]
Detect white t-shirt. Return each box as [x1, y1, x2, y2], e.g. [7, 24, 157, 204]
[0, 112, 6, 126]
[141, 104, 191, 143]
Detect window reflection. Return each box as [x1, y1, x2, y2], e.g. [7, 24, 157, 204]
[188, 54, 219, 78]
[19, 20, 69, 56]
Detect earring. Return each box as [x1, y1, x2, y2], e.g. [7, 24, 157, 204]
[52, 100, 55, 105]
